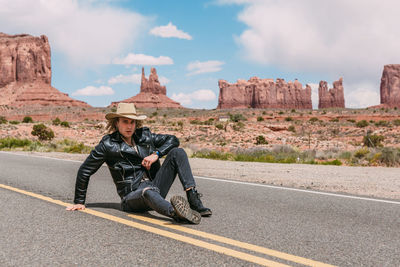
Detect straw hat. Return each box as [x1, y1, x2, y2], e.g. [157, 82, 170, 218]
[105, 103, 147, 121]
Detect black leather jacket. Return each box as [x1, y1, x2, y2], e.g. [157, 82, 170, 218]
[73, 127, 179, 204]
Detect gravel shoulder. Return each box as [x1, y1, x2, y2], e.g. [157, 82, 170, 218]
[7, 151, 400, 200]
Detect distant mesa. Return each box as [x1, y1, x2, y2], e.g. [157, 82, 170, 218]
[217, 77, 312, 109]
[318, 78, 345, 109]
[110, 67, 182, 108]
[0, 33, 90, 107]
[380, 64, 400, 108]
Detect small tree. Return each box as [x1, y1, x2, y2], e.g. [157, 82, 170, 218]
[31, 124, 55, 141]
[23, 116, 33, 123]
[52, 117, 61, 126]
[363, 132, 384, 147]
[0, 116, 7, 124]
[255, 135, 268, 145]
[61, 121, 70, 128]
[356, 120, 369, 128]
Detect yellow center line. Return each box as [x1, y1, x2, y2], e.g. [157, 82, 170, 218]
[128, 214, 336, 267]
[0, 183, 289, 267]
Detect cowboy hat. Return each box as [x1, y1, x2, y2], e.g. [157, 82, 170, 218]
[105, 103, 147, 121]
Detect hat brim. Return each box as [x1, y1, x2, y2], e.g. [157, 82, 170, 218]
[105, 113, 147, 121]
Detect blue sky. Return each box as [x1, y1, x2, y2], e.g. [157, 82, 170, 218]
[2, 0, 400, 109]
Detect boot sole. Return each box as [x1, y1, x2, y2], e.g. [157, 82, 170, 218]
[200, 210, 212, 217]
[171, 195, 201, 224]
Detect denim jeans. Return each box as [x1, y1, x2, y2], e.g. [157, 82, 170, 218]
[121, 148, 196, 217]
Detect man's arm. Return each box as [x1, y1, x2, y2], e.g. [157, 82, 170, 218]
[151, 132, 180, 157]
[66, 141, 107, 210]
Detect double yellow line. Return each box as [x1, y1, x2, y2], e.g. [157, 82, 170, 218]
[0, 183, 335, 267]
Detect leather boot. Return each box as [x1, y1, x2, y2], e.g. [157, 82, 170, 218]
[170, 195, 201, 224]
[186, 188, 212, 217]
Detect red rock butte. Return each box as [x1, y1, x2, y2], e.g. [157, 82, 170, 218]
[0, 33, 90, 108]
[217, 77, 312, 109]
[110, 67, 182, 108]
[318, 78, 345, 109]
[380, 64, 400, 108]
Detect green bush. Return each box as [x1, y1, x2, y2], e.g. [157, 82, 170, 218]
[354, 148, 369, 159]
[52, 117, 61, 125]
[330, 118, 339, 122]
[0, 137, 31, 149]
[288, 125, 296, 132]
[0, 116, 7, 124]
[393, 119, 400, 126]
[374, 120, 389, 127]
[190, 119, 202, 125]
[229, 113, 246, 122]
[255, 135, 268, 145]
[31, 124, 55, 141]
[377, 147, 400, 167]
[257, 116, 264, 122]
[347, 119, 356, 123]
[363, 134, 384, 147]
[309, 117, 319, 123]
[22, 116, 33, 123]
[232, 122, 244, 131]
[285, 117, 293, 122]
[321, 159, 342, 166]
[61, 121, 70, 128]
[9, 121, 20, 125]
[215, 124, 224, 130]
[356, 120, 369, 128]
[63, 142, 90, 153]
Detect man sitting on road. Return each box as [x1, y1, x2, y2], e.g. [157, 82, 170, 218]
[66, 103, 212, 224]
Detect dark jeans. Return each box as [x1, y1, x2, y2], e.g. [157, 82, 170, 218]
[121, 148, 196, 217]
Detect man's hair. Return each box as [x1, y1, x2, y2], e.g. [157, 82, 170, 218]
[106, 117, 143, 133]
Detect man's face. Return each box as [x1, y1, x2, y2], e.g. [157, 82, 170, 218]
[116, 118, 136, 140]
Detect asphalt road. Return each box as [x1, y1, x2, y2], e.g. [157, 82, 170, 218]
[0, 152, 399, 266]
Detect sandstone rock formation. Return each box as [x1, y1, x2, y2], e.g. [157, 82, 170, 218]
[318, 78, 345, 109]
[0, 33, 90, 107]
[217, 77, 312, 109]
[380, 64, 400, 108]
[110, 67, 182, 108]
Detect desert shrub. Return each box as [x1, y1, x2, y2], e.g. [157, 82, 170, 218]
[232, 122, 244, 131]
[278, 111, 284, 115]
[330, 118, 339, 122]
[374, 120, 389, 127]
[151, 111, 158, 117]
[190, 119, 202, 125]
[203, 118, 214, 125]
[215, 124, 224, 130]
[9, 120, 20, 124]
[320, 159, 342, 166]
[285, 117, 293, 122]
[31, 124, 55, 141]
[255, 135, 268, 145]
[356, 120, 369, 128]
[63, 142, 91, 153]
[291, 109, 296, 113]
[339, 151, 352, 160]
[309, 117, 318, 123]
[0, 116, 7, 124]
[288, 125, 296, 132]
[347, 119, 356, 123]
[177, 121, 183, 127]
[393, 119, 400, 126]
[61, 121, 70, 128]
[192, 150, 233, 160]
[229, 113, 246, 122]
[363, 134, 384, 147]
[257, 116, 264, 122]
[52, 117, 61, 126]
[377, 147, 400, 166]
[23, 116, 33, 123]
[0, 137, 31, 149]
[262, 111, 266, 115]
[354, 148, 369, 159]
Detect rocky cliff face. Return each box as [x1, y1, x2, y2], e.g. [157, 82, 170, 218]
[217, 77, 312, 109]
[110, 67, 182, 108]
[318, 78, 345, 109]
[380, 64, 400, 108]
[0, 33, 90, 107]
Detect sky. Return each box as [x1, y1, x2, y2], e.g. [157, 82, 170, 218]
[1, 0, 400, 109]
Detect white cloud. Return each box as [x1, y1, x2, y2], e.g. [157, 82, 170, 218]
[72, 86, 114, 96]
[150, 22, 192, 40]
[345, 83, 380, 108]
[0, 0, 149, 68]
[220, 0, 400, 107]
[108, 74, 142, 85]
[108, 73, 170, 85]
[187, 60, 224, 76]
[171, 90, 216, 106]
[113, 53, 174, 65]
